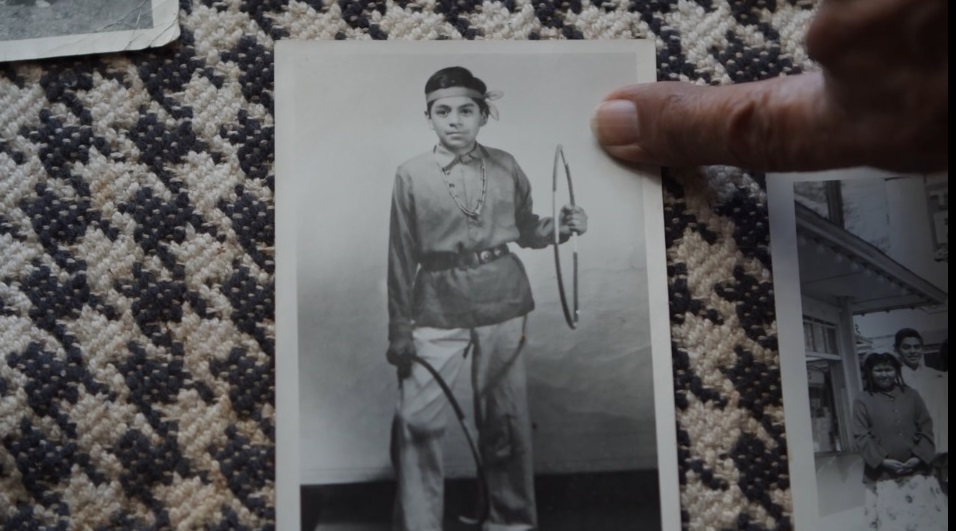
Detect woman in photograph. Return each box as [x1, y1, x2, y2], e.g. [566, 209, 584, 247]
[386, 66, 588, 531]
[852, 352, 948, 530]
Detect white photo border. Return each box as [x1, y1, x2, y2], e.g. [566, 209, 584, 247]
[768, 167, 946, 531]
[0, 0, 180, 63]
[275, 39, 678, 531]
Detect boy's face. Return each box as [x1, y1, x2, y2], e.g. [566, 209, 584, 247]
[427, 96, 487, 152]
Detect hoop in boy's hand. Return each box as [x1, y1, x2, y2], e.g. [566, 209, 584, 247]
[552, 144, 579, 330]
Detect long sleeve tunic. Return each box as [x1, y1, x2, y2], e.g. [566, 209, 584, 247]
[851, 386, 936, 483]
[387, 143, 558, 344]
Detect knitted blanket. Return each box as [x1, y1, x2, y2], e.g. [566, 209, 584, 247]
[0, 0, 815, 528]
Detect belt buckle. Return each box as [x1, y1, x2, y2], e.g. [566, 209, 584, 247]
[459, 252, 479, 269]
[479, 250, 492, 263]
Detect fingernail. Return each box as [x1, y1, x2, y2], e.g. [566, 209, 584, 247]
[590, 99, 639, 146]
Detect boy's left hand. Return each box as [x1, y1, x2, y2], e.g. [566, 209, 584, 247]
[559, 205, 588, 237]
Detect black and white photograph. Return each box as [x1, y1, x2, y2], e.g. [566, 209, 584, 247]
[275, 41, 679, 531]
[0, 0, 179, 62]
[770, 169, 949, 530]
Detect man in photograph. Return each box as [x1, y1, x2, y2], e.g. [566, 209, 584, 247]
[386, 66, 588, 531]
[895, 327, 949, 493]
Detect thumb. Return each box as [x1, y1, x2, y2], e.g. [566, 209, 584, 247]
[589, 72, 861, 172]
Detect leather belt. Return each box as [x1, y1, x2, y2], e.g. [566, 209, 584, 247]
[420, 244, 509, 272]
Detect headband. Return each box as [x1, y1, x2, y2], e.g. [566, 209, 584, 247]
[426, 87, 504, 120]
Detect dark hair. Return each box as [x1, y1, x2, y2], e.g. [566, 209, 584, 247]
[862, 352, 906, 394]
[424, 66, 490, 117]
[894, 328, 924, 349]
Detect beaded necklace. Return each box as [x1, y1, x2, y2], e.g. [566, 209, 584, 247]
[438, 150, 487, 219]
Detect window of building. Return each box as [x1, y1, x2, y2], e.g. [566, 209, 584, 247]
[804, 316, 853, 454]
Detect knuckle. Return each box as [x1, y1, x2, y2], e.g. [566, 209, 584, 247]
[724, 97, 778, 169]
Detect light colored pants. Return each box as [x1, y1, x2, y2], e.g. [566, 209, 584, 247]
[391, 316, 536, 531]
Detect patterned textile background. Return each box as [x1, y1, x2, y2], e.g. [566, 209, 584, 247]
[0, 0, 817, 529]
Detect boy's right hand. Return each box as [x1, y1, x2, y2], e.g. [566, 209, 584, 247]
[387, 338, 415, 380]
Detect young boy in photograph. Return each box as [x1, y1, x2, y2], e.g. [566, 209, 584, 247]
[386, 66, 588, 531]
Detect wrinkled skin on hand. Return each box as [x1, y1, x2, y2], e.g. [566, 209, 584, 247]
[591, 0, 948, 173]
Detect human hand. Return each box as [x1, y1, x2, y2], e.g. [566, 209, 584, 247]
[386, 338, 415, 380]
[590, 0, 947, 173]
[882, 459, 907, 475]
[559, 205, 588, 237]
[901, 457, 922, 473]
